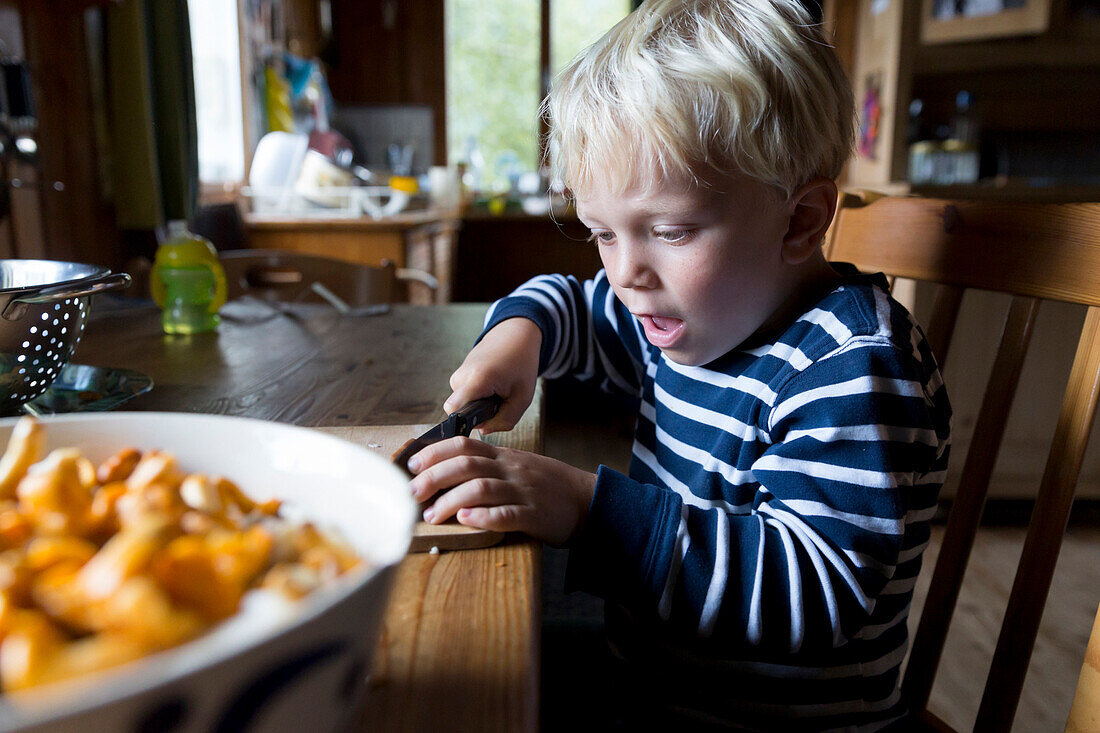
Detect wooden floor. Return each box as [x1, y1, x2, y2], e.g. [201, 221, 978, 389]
[913, 524, 1098, 731]
[540, 383, 1099, 732]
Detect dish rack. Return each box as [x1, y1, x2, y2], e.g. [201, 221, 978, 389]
[240, 186, 410, 219]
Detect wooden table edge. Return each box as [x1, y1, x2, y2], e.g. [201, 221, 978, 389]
[351, 385, 545, 732]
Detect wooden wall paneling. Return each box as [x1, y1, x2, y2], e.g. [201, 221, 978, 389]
[822, 0, 860, 187]
[822, 0, 859, 83]
[284, 0, 323, 58]
[7, 159, 45, 259]
[846, 0, 920, 188]
[402, 0, 445, 165]
[0, 160, 14, 257]
[326, 0, 446, 165]
[20, 1, 119, 267]
[0, 223, 12, 259]
[328, 1, 398, 103]
[452, 216, 602, 303]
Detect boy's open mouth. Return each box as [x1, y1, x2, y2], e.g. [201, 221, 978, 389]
[649, 316, 681, 331]
[639, 314, 685, 348]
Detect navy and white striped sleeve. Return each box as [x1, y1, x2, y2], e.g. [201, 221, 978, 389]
[481, 270, 648, 397]
[568, 339, 950, 654]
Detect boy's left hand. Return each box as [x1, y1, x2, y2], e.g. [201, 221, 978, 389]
[407, 437, 596, 547]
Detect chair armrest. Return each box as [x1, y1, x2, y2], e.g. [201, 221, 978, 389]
[396, 268, 439, 291]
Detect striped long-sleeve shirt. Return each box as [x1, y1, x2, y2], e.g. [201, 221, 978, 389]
[483, 264, 951, 731]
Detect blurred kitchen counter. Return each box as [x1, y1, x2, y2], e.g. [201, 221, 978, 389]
[242, 209, 462, 304]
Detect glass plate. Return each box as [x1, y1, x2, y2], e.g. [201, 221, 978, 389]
[22, 364, 153, 416]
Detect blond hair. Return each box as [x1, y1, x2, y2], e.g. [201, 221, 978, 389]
[543, 0, 854, 198]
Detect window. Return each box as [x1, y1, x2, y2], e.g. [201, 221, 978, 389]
[188, 0, 246, 185]
[445, 0, 631, 192]
[551, 0, 630, 80]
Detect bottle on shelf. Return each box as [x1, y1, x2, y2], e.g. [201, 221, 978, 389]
[946, 90, 980, 184]
[908, 91, 982, 186]
[951, 90, 980, 147]
[150, 221, 227, 335]
[907, 98, 935, 185]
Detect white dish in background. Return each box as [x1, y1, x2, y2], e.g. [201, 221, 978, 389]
[294, 151, 354, 209]
[248, 132, 309, 189]
[247, 132, 310, 213]
[0, 412, 416, 733]
[359, 187, 410, 219]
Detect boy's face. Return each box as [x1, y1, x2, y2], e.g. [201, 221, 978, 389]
[575, 172, 797, 367]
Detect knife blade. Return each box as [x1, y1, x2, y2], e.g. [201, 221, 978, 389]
[392, 395, 503, 475]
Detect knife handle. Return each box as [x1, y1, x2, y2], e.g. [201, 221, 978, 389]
[452, 394, 504, 435]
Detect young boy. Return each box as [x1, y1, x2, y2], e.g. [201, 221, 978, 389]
[408, 0, 951, 729]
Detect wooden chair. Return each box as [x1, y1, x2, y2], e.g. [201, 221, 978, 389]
[1066, 602, 1100, 732]
[218, 249, 437, 307]
[825, 194, 1100, 731]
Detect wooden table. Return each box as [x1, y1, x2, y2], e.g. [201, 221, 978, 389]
[75, 300, 541, 732]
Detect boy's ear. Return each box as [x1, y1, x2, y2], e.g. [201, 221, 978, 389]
[781, 178, 838, 265]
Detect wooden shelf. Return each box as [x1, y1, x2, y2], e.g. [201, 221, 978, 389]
[910, 181, 1100, 202]
[913, 37, 1100, 74]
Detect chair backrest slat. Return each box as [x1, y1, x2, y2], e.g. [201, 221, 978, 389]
[925, 284, 965, 366]
[902, 296, 1040, 713]
[827, 196, 1100, 731]
[1065, 602, 1100, 730]
[975, 306, 1100, 731]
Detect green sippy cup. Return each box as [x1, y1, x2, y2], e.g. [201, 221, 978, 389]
[150, 221, 227, 334]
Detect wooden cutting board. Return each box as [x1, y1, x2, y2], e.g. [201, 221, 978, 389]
[316, 424, 507, 552]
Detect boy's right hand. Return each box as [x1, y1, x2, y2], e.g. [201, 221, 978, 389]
[444, 317, 542, 434]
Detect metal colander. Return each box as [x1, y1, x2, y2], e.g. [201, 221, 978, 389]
[0, 260, 130, 415]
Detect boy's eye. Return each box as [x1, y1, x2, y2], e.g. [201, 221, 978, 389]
[654, 228, 692, 243]
[588, 231, 615, 245]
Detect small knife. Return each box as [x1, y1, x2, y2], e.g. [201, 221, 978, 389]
[392, 395, 504, 475]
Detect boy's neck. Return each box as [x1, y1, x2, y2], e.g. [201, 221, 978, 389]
[743, 254, 842, 350]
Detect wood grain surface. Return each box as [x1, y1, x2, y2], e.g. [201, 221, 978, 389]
[1067, 603, 1100, 732]
[830, 198, 1100, 307]
[76, 301, 489, 427]
[347, 397, 543, 733]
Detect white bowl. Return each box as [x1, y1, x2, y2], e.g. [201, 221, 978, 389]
[0, 413, 417, 733]
[359, 187, 410, 219]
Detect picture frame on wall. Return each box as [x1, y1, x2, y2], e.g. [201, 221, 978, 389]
[922, 0, 1051, 42]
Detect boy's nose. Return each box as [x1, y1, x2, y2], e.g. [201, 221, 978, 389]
[610, 241, 657, 290]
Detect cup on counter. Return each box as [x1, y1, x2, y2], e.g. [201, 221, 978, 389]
[428, 166, 462, 211]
